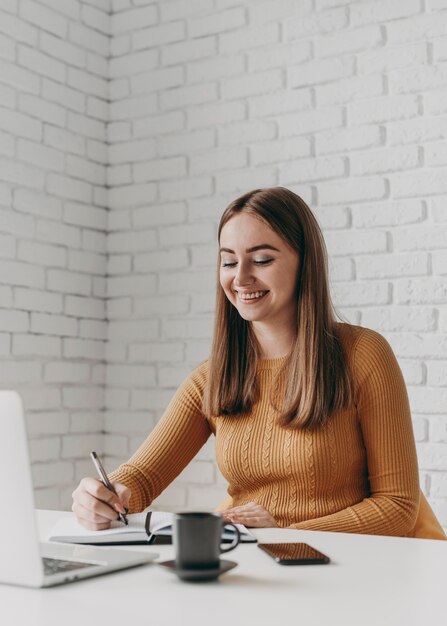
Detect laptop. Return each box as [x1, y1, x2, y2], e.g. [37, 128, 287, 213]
[0, 390, 158, 587]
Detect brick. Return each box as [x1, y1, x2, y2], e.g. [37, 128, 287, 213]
[0, 129, 14, 157]
[110, 77, 129, 100]
[133, 112, 183, 140]
[37, 0, 80, 20]
[68, 250, 106, 275]
[105, 389, 130, 410]
[40, 32, 86, 69]
[32, 462, 73, 488]
[107, 275, 157, 297]
[83, 229, 107, 253]
[14, 287, 62, 314]
[250, 137, 311, 166]
[109, 48, 158, 79]
[278, 107, 343, 137]
[0, 32, 15, 62]
[219, 23, 279, 54]
[189, 8, 245, 38]
[176, 461, 214, 485]
[388, 115, 447, 146]
[111, 5, 158, 34]
[18, 240, 66, 268]
[17, 138, 64, 172]
[390, 64, 447, 95]
[47, 269, 92, 296]
[351, 146, 419, 176]
[20, 0, 68, 36]
[109, 138, 156, 164]
[108, 211, 131, 232]
[107, 164, 132, 186]
[158, 364, 192, 388]
[0, 309, 29, 332]
[110, 94, 157, 121]
[391, 168, 447, 198]
[133, 157, 187, 183]
[68, 112, 106, 141]
[248, 40, 311, 72]
[86, 96, 108, 121]
[0, 105, 42, 141]
[425, 141, 447, 167]
[81, 4, 110, 35]
[63, 338, 104, 360]
[349, 95, 419, 126]
[313, 206, 350, 229]
[131, 388, 173, 411]
[352, 200, 425, 227]
[324, 229, 388, 256]
[66, 155, 106, 186]
[0, 286, 13, 307]
[70, 412, 103, 434]
[108, 229, 157, 253]
[215, 167, 277, 195]
[106, 297, 132, 320]
[285, 7, 348, 39]
[64, 202, 107, 231]
[433, 250, 447, 275]
[47, 173, 93, 204]
[18, 45, 65, 82]
[329, 257, 353, 282]
[189, 54, 244, 87]
[35, 218, 81, 249]
[158, 269, 214, 295]
[134, 295, 189, 317]
[87, 139, 108, 164]
[107, 121, 131, 143]
[107, 255, 132, 275]
[316, 125, 382, 155]
[160, 0, 213, 23]
[25, 412, 69, 437]
[31, 312, 78, 337]
[131, 66, 183, 96]
[65, 295, 105, 319]
[318, 177, 387, 205]
[106, 365, 156, 387]
[108, 319, 158, 342]
[279, 156, 345, 184]
[432, 196, 447, 222]
[68, 67, 107, 99]
[0, 207, 33, 238]
[135, 248, 189, 272]
[0, 10, 38, 45]
[133, 21, 185, 50]
[220, 120, 277, 147]
[0, 333, 10, 356]
[79, 319, 107, 340]
[164, 318, 213, 340]
[427, 362, 447, 387]
[288, 56, 354, 88]
[13, 334, 61, 357]
[434, 35, 447, 62]
[387, 13, 447, 45]
[362, 306, 437, 334]
[351, 0, 421, 26]
[110, 33, 130, 57]
[20, 93, 66, 127]
[44, 125, 85, 156]
[333, 281, 391, 307]
[161, 82, 218, 111]
[408, 388, 447, 415]
[396, 278, 447, 305]
[0, 259, 45, 288]
[316, 74, 383, 107]
[221, 69, 283, 100]
[249, 0, 313, 24]
[159, 177, 213, 202]
[69, 22, 108, 56]
[104, 412, 151, 434]
[29, 438, 61, 463]
[357, 252, 429, 279]
[357, 42, 427, 75]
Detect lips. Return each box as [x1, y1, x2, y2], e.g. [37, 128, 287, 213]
[236, 290, 269, 302]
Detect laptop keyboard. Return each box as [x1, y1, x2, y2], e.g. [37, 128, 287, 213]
[43, 557, 97, 576]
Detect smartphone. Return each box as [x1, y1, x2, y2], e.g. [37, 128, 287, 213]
[258, 543, 330, 565]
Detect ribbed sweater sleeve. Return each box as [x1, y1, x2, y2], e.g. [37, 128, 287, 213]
[108, 365, 211, 513]
[289, 329, 420, 536]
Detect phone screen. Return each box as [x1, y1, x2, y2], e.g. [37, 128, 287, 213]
[258, 543, 330, 565]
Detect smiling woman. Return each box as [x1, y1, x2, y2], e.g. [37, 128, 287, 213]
[72, 187, 445, 541]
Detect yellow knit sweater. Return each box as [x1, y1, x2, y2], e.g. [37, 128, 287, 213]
[110, 324, 445, 539]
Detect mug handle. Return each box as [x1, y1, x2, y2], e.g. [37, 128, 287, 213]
[220, 523, 241, 553]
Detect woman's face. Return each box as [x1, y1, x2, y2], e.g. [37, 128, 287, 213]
[219, 212, 300, 329]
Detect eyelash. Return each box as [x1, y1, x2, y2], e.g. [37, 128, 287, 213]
[221, 259, 273, 268]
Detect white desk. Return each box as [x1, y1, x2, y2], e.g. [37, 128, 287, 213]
[1, 510, 445, 626]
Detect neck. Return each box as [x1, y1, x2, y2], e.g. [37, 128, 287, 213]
[252, 322, 295, 359]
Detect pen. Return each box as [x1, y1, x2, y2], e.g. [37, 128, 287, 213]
[90, 451, 128, 526]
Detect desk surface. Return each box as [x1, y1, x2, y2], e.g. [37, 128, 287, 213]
[1, 510, 445, 626]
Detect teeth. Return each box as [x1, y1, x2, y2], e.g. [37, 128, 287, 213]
[239, 291, 266, 300]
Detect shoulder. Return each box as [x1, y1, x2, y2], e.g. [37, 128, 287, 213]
[335, 323, 401, 383]
[176, 360, 209, 402]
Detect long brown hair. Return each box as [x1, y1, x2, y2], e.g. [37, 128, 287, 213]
[203, 187, 352, 429]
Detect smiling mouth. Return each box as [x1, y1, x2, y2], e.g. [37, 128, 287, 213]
[236, 290, 269, 302]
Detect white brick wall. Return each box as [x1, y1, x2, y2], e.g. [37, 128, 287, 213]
[0, 0, 108, 510]
[105, 0, 447, 526]
[1, 1, 447, 530]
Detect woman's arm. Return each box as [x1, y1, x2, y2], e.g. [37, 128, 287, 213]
[289, 329, 420, 536]
[109, 364, 212, 513]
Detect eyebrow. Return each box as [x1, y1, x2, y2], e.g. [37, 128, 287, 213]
[219, 244, 280, 254]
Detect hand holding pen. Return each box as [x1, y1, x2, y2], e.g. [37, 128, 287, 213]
[90, 451, 129, 525]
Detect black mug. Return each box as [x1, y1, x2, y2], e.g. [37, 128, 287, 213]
[173, 512, 240, 570]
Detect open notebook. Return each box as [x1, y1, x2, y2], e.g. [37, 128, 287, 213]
[49, 509, 257, 545]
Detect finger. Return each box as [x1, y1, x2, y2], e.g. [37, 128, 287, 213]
[72, 501, 116, 527]
[113, 482, 131, 511]
[74, 487, 120, 522]
[80, 477, 126, 515]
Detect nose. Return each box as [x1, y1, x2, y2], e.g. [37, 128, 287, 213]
[234, 260, 254, 287]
